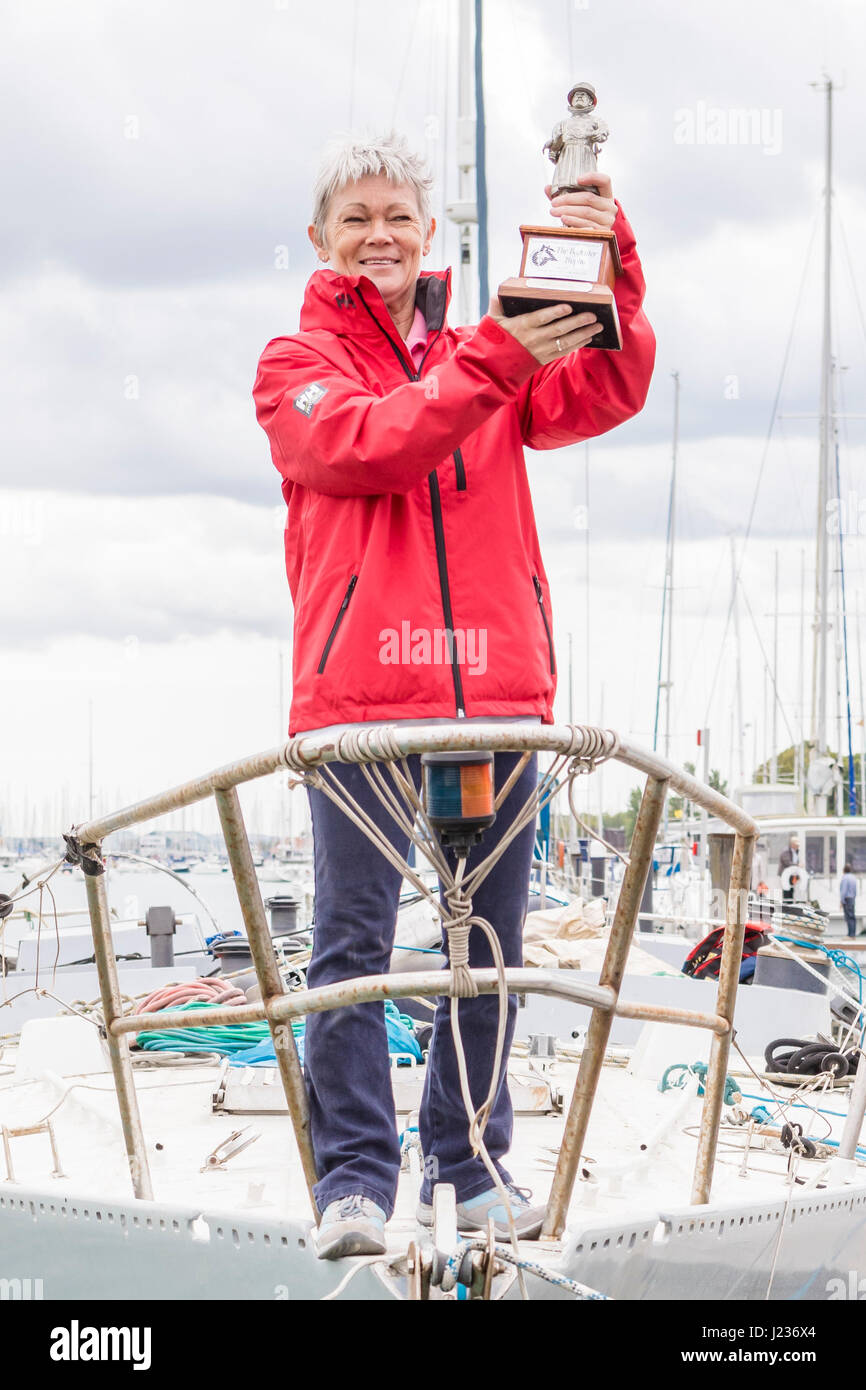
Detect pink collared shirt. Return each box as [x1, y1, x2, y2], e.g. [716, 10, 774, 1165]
[405, 305, 428, 371]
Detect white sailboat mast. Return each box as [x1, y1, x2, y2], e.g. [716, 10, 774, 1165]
[810, 77, 833, 766]
[448, 0, 478, 325]
[771, 550, 779, 783]
[730, 537, 745, 787]
[664, 372, 680, 769]
[653, 372, 679, 771]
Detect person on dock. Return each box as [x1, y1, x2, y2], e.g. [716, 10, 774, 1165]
[840, 862, 858, 938]
[778, 834, 800, 905]
[253, 132, 655, 1259]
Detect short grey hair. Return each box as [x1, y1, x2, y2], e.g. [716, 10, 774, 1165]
[311, 132, 434, 245]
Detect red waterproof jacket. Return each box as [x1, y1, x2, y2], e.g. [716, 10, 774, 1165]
[253, 204, 655, 734]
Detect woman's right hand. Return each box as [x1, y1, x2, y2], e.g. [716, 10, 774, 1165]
[486, 297, 603, 365]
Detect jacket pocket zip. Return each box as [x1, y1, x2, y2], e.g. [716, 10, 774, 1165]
[453, 447, 467, 491]
[317, 575, 358, 674]
[533, 575, 556, 677]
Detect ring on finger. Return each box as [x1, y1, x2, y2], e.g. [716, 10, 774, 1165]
[555, 337, 562, 353]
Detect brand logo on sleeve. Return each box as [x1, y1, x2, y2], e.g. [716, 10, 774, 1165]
[335, 292, 355, 309]
[292, 383, 328, 418]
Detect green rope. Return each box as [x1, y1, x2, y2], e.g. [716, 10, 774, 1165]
[134, 1000, 304, 1056]
[659, 1061, 741, 1106]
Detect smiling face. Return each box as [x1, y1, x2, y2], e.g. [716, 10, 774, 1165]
[308, 174, 435, 329]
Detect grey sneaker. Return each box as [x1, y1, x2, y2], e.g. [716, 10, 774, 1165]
[315, 1195, 387, 1260]
[417, 1184, 545, 1241]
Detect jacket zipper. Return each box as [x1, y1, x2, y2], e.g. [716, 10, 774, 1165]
[355, 287, 467, 715]
[533, 575, 556, 676]
[355, 288, 467, 493]
[453, 447, 467, 491]
[317, 574, 358, 674]
[428, 473, 466, 715]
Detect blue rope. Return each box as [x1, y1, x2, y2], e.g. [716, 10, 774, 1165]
[774, 934, 863, 996]
[773, 932, 865, 1044]
[461, 1240, 610, 1300]
[740, 1090, 848, 1121]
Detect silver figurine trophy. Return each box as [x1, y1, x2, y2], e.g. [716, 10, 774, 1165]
[544, 82, 609, 195]
[497, 81, 622, 350]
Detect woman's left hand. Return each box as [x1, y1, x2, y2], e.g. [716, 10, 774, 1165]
[545, 171, 617, 233]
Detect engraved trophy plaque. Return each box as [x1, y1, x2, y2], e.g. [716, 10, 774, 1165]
[498, 82, 622, 351]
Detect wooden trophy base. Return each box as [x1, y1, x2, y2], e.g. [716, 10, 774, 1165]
[498, 225, 623, 351]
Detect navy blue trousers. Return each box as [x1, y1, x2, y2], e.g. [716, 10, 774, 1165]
[305, 751, 537, 1218]
[844, 900, 857, 937]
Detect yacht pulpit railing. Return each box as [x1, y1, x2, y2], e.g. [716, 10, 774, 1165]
[64, 723, 758, 1240]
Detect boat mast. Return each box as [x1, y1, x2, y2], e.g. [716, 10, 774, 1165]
[778, 547, 783, 783]
[798, 547, 805, 807]
[730, 537, 745, 787]
[809, 77, 833, 808]
[665, 372, 679, 775]
[448, 0, 480, 325]
[473, 0, 489, 316]
[859, 610, 866, 814]
[88, 697, 94, 819]
[653, 372, 679, 765]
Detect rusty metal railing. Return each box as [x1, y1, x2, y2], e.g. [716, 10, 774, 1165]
[65, 722, 758, 1236]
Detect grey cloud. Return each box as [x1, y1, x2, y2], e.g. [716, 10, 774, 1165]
[0, 0, 863, 503]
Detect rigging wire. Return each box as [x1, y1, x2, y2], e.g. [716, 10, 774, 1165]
[736, 583, 799, 755]
[390, 0, 424, 129]
[702, 207, 821, 729]
[348, 0, 359, 128]
[507, 0, 534, 118]
[834, 431, 857, 811]
[673, 543, 728, 716]
[836, 207, 866, 361]
[776, 415, 814, 537]
[103, 853, 222, 937]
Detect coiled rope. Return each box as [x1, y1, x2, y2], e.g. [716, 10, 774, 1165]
[764, 1035, 863, 1080]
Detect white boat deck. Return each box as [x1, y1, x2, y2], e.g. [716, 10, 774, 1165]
[3, 1026, 864, 1300]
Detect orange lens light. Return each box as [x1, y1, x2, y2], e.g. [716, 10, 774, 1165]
[459, 762, 494, 819]
[421, 750, 497, 850]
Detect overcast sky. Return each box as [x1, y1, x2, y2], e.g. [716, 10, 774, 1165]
[2, 0, 865, 839]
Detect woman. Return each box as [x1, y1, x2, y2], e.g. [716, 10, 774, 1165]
[254, 134, 655, 1258]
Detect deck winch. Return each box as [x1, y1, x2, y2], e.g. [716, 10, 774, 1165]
[421, 750, 496, 852]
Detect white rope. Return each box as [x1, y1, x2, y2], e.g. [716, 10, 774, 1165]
[320, 1254, 394, 1301]
[771, 937, 866, 1019]
[764, 1151, 800, 1301]
[1, 858, 66, 905]
[567, 777, 630, 865]
[288, 727, 621, 1302]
